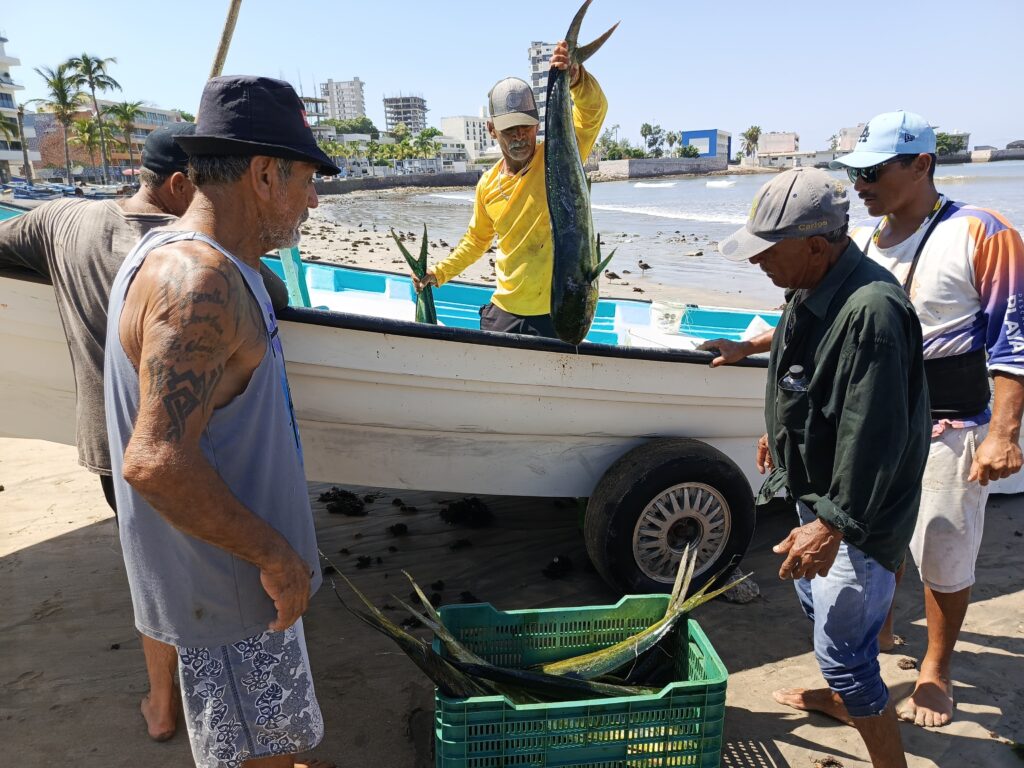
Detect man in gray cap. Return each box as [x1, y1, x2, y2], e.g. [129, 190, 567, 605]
[105, 76, 335, 768]
[719, 168, 929, 768]
[411, 40, 607, 336]
[0, 122, 283, 743]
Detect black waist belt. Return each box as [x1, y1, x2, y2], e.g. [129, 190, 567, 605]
[924, 348, 990, 419]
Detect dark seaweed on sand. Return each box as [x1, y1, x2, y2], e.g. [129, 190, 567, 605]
[440, 497, 494, 528]
[319, 487, 366, 516]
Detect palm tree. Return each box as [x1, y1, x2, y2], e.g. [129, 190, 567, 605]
[15, 105, 35, 185]
[66, 54, 121, 184]
[104, 100, 144, 178]
[665, 131, 679, 153]
[32, 63, 85, 183]
[70, 118, 119, 181]
[740, 125, 762, 159]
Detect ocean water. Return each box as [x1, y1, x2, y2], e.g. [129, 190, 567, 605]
[318, 160, 1024, 309]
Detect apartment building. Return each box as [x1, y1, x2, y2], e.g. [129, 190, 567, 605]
[440, 113, 496, 160]
[0, 33, 41, 182]
[528, 41, 555, 138]
[320, 77, 366, 121]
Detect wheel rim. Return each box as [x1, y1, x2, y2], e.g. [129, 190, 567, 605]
[632, 482, 732, 584]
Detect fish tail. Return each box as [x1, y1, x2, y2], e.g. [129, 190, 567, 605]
[419, 224, 429, 273]
[589, 244, 616, 283]
[392, 228, 423, 278]
[564, 0, 593, 51]
[576, 21, 619, 65]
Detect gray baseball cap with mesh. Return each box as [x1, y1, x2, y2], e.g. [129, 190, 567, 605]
[718, 168, 850, 262]
[487, 77, 539, 132]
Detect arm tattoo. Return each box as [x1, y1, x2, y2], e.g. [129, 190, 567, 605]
[149, 361, 225, 442]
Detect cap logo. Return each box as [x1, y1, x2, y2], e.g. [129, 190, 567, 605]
[858, 125, 870, 143]
[505, 89, 529, 112]
[300, 109, 310, 128]
[901, 131, 916, 143]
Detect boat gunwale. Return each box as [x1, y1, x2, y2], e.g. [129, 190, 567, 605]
[0, 264, 771, 370]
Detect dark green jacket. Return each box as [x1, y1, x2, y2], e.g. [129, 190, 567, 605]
[762, 242, 930, 572]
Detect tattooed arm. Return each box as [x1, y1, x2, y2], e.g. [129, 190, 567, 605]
[120, 243, 311, 631]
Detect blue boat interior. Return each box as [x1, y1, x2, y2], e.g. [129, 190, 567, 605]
[263, 251, 779, 345]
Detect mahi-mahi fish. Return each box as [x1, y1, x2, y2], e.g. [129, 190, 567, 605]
[546, 0, 619, 344]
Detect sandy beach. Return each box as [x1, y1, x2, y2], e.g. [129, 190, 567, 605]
[298, 188, 774, 310]
[2, 437, 1021, 768]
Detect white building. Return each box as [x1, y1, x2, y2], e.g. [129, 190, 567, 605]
[837, 124, 865, 153]
[320, 77, 366, 122]
[756, 131, 803, 167]
[0, 33, 41, 182]
[528, 41, 556, 138]
[440, 112, 496, 160]
[436, 135, 469, 171]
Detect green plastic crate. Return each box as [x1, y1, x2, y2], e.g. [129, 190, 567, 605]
[434, 595, 727, 768]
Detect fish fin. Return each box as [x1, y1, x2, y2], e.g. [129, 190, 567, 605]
[589, 247, 616, 283]
[575, 21, 620, 65]
[392, 228, 423, 278]
[679, 571, 753, 614]
[664, 543, 693, 616]
[564, 0, 593, 49]
[419, 224, 429, 273]
[403, 570, 445, 625]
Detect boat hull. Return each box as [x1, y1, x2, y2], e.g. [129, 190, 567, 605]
[0, 271, 769, 495]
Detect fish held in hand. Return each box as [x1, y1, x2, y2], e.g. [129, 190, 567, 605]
[546, 0, 618, 344]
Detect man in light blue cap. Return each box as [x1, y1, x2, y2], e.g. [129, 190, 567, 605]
[703, 111, 1024, 730]
[833, 110, 1024, 728]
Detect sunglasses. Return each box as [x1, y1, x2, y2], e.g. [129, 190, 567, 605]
[846, 156, 903, 184]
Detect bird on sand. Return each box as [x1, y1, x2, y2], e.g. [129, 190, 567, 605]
[638, 260, 652, 276]
[605, 270, 620, 280]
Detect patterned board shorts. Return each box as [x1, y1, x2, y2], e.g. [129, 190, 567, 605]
[177, 619, 324, 768]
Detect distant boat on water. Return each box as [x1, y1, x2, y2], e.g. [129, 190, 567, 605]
[634, 181, 677, 188]
[706, 180, 736, 189]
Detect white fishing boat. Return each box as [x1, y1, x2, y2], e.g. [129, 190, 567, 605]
[0, 203, 780, 592]
[12, 203, 1012, 592]
[705, 180, 736, 189]
[633, 181, 677, 189]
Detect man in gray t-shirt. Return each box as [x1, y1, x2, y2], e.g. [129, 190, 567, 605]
[0, 124, 287, 743]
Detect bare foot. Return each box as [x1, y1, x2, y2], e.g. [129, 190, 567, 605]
[140, 693, 177, 742]
[773, 687, 855, 726]
[897, 676, 954, 727]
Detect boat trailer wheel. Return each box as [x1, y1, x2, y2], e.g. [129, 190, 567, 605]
[584, 438, 755, 594]
[632, 482, 731, 583]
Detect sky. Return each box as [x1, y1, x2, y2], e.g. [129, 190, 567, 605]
[3, 0, 1022, 153]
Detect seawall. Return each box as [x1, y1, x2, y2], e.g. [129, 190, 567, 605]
[591, 157, 729, 181]
[315, 170, 482, 195]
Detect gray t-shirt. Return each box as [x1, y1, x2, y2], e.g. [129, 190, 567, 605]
[0, 198, 289, 475]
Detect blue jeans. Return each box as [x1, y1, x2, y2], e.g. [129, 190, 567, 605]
[793, 504, 895, 718]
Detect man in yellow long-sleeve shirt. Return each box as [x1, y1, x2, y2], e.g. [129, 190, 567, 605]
[413, 39, 608, 337]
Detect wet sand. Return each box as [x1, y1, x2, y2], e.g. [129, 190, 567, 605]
[298, 195, 774, 310]
[2, 437, 1021, 767]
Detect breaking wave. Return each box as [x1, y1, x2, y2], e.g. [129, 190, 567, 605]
[592, 203, 746, 224]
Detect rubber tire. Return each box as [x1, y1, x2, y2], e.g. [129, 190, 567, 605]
[584, 438, 756, 595]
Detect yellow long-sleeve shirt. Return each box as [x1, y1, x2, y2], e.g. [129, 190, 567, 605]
[431, 69, 608, 316]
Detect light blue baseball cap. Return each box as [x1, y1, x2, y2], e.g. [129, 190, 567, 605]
[829, 110, 936, 169]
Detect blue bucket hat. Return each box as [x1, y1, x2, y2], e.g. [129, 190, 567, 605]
[830, 110, 936, 170]
[176, 75, 340, 175]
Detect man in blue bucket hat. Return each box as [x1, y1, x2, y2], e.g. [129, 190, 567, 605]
[105, 75, 336, 768]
